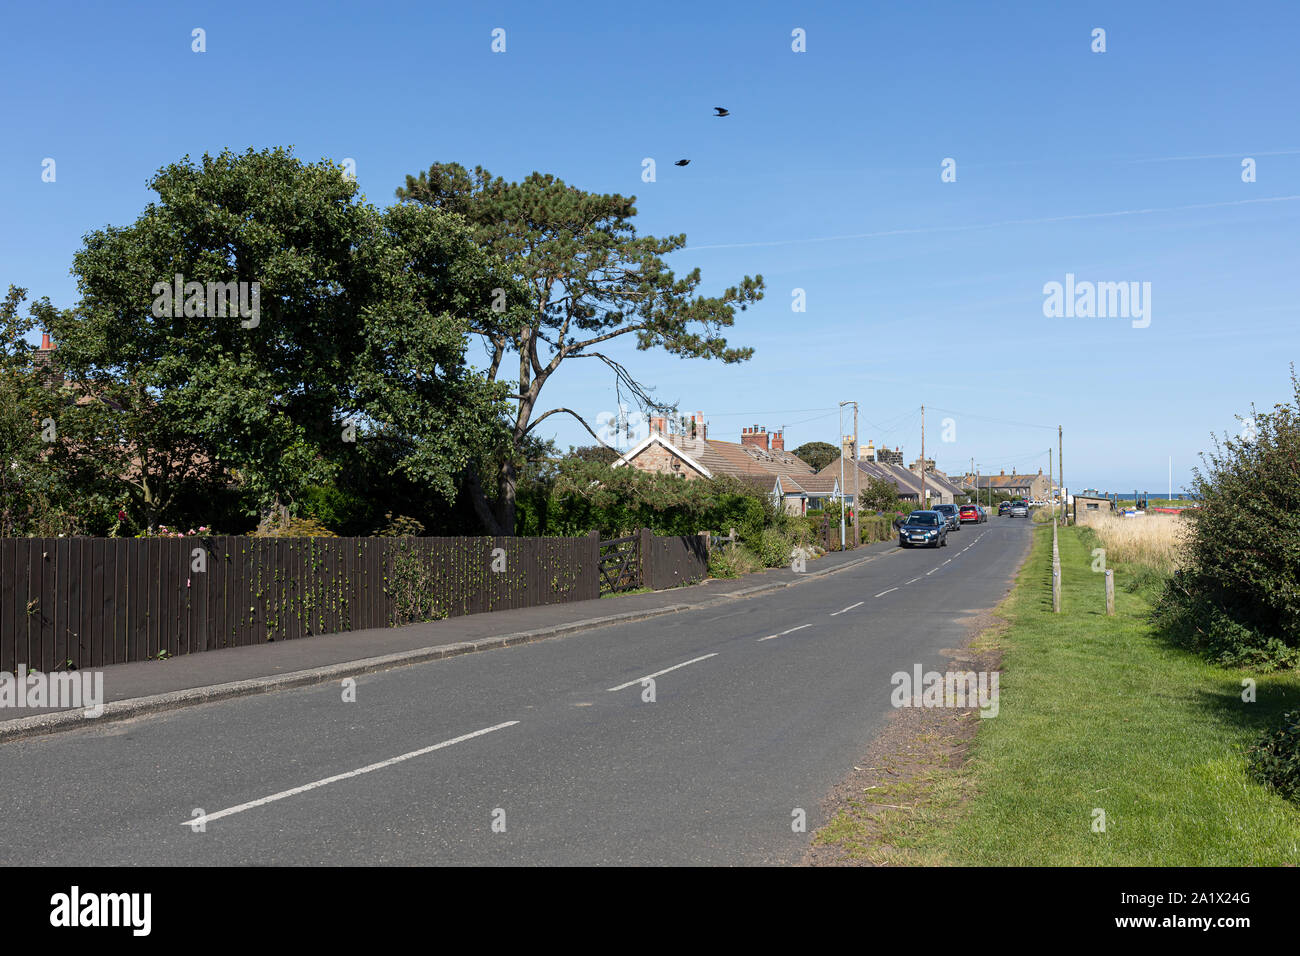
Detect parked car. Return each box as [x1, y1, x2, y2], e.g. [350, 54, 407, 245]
[1009, 500, 1029, 517]
[998, 501, 1012, 516]
[958, 504, 983, 524]
[898, 510, 948, 548]
[932, 503, 961, 530]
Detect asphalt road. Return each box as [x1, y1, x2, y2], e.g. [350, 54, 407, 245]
[0, 516, 1033, 866]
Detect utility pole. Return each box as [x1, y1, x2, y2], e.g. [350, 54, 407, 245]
[1048, 447, 1053, 520]
[920, 405, 926, 507]
[838, 402, 849, 550]
[1058, 425, 1064, 526]
[852, 402, 860, 546]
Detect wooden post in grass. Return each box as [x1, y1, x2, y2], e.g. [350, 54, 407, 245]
[1052, 518, 1061, 612]
[1105, 569, 1115, 616]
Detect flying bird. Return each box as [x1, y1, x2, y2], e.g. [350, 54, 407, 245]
[713, 107, 729, 116]
[675, 159, 690, 166]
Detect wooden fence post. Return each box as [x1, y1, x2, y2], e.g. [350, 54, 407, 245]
[639, 527, 652, 589]
[1105, 568, 1115, 616]
[1052, 518, 1061, 613]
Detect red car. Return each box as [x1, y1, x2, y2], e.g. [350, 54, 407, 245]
[959, 505, 984, 524]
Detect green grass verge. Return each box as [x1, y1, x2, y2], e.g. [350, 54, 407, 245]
[822, 522, 1300, 865]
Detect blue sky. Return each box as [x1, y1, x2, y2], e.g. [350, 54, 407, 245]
[2, 0, 1297, 494]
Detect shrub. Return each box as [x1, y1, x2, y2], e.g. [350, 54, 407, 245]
[859, 514, 894, 544]
[1153, 368, 1300, 669]
[1245, 710, 1300, 803]
[753, 527, 796, 568]
[250, 512, 337, 538]
[708, 542, 761, 578]
[374, 513, 426, 537]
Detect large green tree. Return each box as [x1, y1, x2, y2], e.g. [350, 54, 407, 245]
[396, 163, 764, 534]
[791, 441, 839, 472]
[0, 287, 89, 535]
[58, 147, 510, 526]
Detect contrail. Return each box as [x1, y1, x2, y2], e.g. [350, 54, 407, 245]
[1127, 148, 1300, 164]
[685, 194, 1300, 251]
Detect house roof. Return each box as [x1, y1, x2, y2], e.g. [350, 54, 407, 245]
[776, 473, 839, 497]
[819, 458, 927, 497]
[965, 472, 1043, 489]
[611, 433, 714, 479]
[920, 469, 965, 498]
[614, 432, 816, 487]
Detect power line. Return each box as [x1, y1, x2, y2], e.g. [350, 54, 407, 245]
[925, 406, 1057, 431]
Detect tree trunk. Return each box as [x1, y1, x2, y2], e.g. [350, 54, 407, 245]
[466, 467, 505, 535]
[495, 458, 517, 535]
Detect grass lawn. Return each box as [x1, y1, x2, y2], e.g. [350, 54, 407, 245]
[819, 522, 1300, 865]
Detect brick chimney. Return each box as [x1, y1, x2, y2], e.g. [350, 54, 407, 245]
[771, 429, 785, 452]
[740, 425, 769, 451]
[649, 415, 668, 435]
[691, 411, 707, 441]
[862, 439, 874, 461]
[40, 333, 54, 351]
[841, 435, 855, 460]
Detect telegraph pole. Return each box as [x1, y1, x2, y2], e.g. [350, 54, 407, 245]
[920, 405, 926, 507]
[838, 402, 848, 550]
[852, 402, 860, 546]
[1048, 447, 1053, 520]
[1058, 425, 1064, 525]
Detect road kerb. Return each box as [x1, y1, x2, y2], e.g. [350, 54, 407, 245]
[0, 543, 894, 744]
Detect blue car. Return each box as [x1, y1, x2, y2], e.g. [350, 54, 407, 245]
[898, 511, 948, 549]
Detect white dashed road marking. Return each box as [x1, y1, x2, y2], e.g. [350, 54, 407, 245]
[830, 602, 864, 616]
[875, 587, 899, 597]
[181, 721, 520, 827]
[759, 624, 814, 642]
[606, 653, 719, 691]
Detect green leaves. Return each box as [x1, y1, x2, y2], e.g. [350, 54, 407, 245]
[1155, 367, 1300, 668]
[397, 161, 765, 532]
[58, 147, 510, 527]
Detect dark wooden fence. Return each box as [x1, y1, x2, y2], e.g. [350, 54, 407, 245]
[0, 530, 713, 671]
[644, 533, 708, 590]
[0, 536, 598, 672]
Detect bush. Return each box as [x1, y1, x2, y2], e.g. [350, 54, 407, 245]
[1153, 369, 1300, 669]
[707, 542, 761, 578]
[250, 511, 337, 537]
[521, 458, 785, 540]
[753, 527, 796, 568]
[374, 513, 426, 537]
[859, 514, 894, 544]
[1246, 710, 1300, 803]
